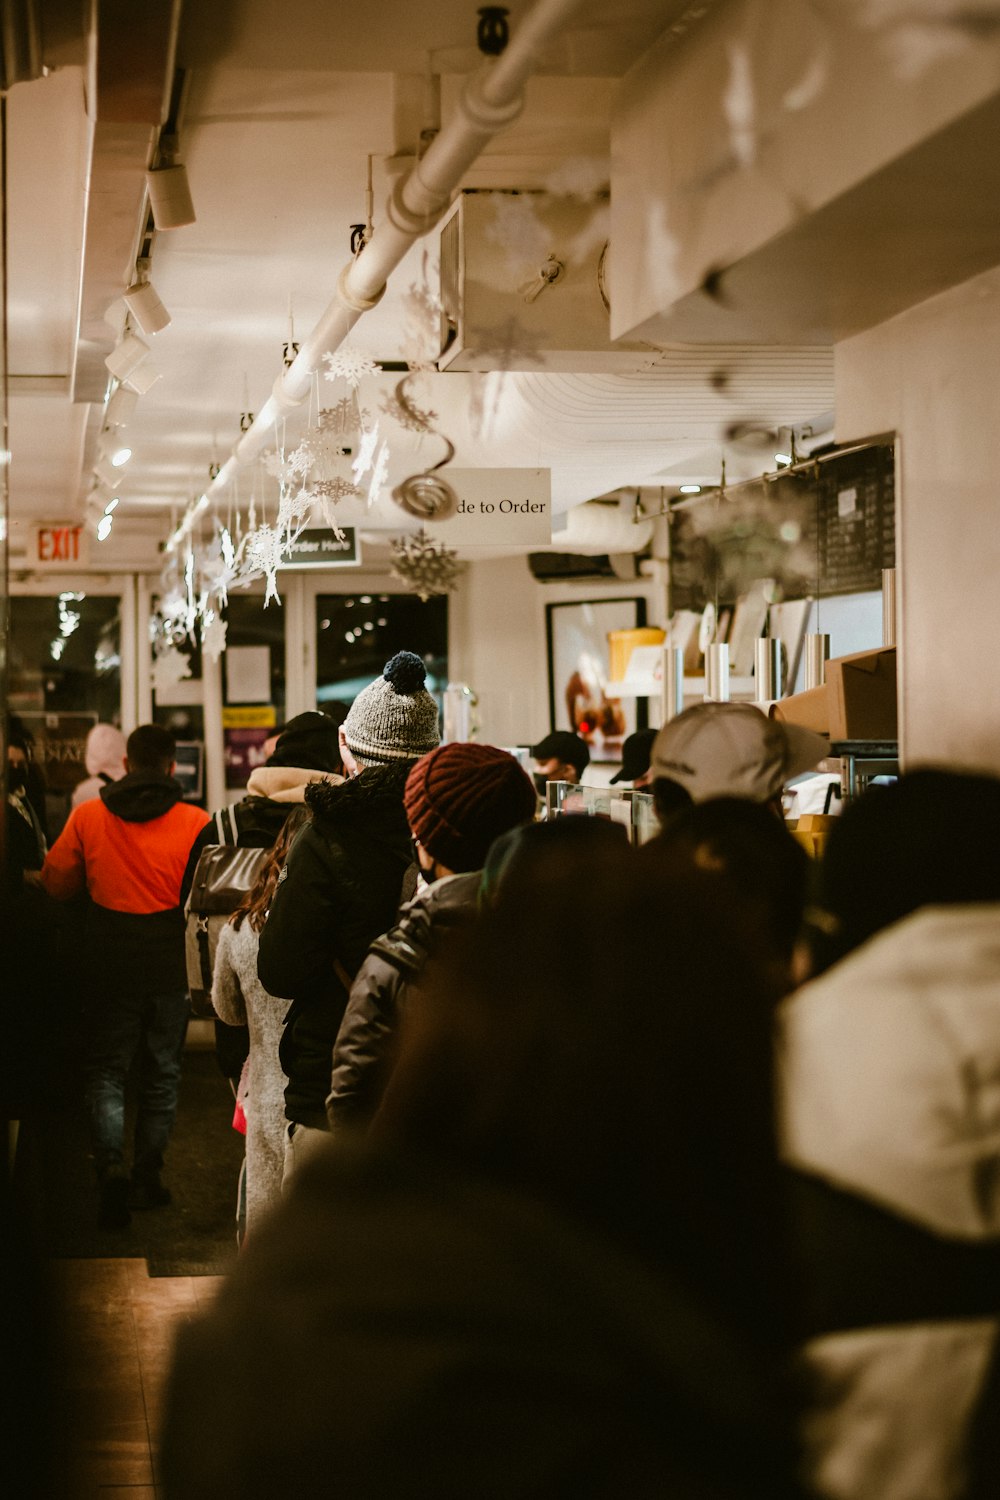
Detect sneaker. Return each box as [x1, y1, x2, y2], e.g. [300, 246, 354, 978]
[128, 1172, 172, 1210]
[98, 1172, 132, 1230]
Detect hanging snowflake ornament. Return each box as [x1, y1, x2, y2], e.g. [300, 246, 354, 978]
[366, 440, 390, 508]
[277, 486, 313, 545]
[352, 419, 382, 484]
[380, 374, 437, 435]
[321, 346, 380, 389]
[152, 645, 193, 694]
[201, 609, 228, 663]
[317, 501, 349, 538]
[389, 529, 462, 601]
[206, 528, 239, 609]
[241, 523, 285, 607]
[312, 474, 360, 504]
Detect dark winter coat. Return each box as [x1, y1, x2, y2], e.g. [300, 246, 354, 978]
[257, 764, 415, 1129]
[325, 871, 481, 1135]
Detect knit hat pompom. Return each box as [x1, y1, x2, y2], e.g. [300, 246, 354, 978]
[342, 650, 441, 766]
[383, 651, 427, 696]
[405, 742, 538, 873]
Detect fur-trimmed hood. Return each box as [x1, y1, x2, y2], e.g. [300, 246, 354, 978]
[305, 762, 413, 834]
[246, 765, 341, 803]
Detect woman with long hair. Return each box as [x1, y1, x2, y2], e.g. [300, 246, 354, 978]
[211, 806, 310, 1241]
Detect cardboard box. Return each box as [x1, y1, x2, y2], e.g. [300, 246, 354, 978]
[771, 684, 829, 735]
[826, 647, 897, 740]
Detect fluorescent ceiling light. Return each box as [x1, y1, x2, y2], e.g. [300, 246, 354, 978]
[679, 484, 701, 494]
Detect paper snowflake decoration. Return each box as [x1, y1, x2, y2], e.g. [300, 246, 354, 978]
[311, 475, 360, 503]
[322, 346, 380, 388]
[201, 610, 228, 663]
[318, 397, 367, 435]
[389, 529, 462, 601]
[152, 645, 193, 694]
[206, 529, 239, 609]
[277, 486, 313, 544]
[352, 420, 382, 483]
[263, 448, 294, 483]
[367, 440, 390, 508]
[318, 501, 349, 538]
[287, 441, 315, 478]
[242, 523, 285, 607]
[380, 376, 437, 434]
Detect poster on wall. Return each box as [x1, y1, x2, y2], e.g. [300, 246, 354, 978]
[546, 598, 646, 762]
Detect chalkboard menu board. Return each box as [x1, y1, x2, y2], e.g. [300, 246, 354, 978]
[669, 439, 895, 610]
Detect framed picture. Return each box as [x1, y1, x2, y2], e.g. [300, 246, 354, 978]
[546, 597, 647, 760]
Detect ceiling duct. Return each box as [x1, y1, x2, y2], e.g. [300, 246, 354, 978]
[549, 494, 654, 555]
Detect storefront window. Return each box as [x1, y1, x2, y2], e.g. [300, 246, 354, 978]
[8, 593, 122, 835]
[316, 593, 448, 714]
[222, 592, 286, 790]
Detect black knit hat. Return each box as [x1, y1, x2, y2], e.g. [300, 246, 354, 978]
[404, 742, 538, 873]
[268, 711, 344, 773]
[342, 652, 441, 766]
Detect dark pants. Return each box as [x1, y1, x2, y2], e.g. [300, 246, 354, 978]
[84, 987, 190, 1180]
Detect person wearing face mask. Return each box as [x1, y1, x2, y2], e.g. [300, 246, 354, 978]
[529, 730, 591, 802]
[324, 741, 537, 1139]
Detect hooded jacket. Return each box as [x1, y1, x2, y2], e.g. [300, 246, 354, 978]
[71, 723, 127, 808]
[42, 770, 209, 991]
[257, 764, 415, 1129]
[326, 870, 481, 1135]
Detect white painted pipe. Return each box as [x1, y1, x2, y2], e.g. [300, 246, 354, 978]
[200, 0, 588, 495]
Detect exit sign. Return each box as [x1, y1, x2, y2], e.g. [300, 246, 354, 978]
[32, 524, 89, 569]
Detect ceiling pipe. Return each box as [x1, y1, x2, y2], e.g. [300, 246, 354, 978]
[187, 0, 589, 536]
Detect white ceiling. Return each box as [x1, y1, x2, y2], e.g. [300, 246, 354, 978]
[4, 0, 835, 570]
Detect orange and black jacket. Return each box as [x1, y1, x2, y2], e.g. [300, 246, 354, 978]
[42, 771, 209, 993]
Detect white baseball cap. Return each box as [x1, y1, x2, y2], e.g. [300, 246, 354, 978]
[650, 702, 829, 804]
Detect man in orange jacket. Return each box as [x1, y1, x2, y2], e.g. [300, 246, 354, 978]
[41, 724, 209, 1229]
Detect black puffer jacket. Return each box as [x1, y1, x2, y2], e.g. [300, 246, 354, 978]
[257, 765, 415, 1129]
[325, 871, 481, 1135]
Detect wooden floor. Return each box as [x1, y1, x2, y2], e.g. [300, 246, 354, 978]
[51, 1258, 224, 1499]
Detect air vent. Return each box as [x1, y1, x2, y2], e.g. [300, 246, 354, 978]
[527, 552, 620, 583]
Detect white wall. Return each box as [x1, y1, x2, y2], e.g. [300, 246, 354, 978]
[447, 555, 665, 752]
[835, 263, 1000, 773]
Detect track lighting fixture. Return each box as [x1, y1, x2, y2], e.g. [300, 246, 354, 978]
[123, 260, 171, 334]
[105, 332, 150, 381]
[123, 360, 161, 395]
[94, 459, 119, 489]
[106, 385, 138, 427]
[146, 136, 196, 229]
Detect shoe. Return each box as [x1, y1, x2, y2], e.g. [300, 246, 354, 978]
[128, 1172, 172, 1210]
[98, 1173, 132, 1230]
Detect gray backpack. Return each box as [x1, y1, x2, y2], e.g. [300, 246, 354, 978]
[183, 805, 268, 1016]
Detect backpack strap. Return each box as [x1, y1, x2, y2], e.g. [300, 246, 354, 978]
[213, 802, 242, 845]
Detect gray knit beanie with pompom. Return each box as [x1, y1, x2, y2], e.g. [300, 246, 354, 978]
[342, 651, 441, 766]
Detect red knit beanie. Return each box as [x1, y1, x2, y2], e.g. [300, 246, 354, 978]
[404, 742, 537, 873]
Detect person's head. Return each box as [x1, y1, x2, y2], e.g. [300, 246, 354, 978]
[232, 805, 312, 933]
[818, 767, 1000, 964]
[480, 810, 630, 905]
[650, 703, 828, 820]
[529, 730, 590, 791]
[403, 742, 537, 878]
[125, 723, 176, 777]
[609, 728, 657, 789]
[339, 652, 440, 776]
[378, 837, 790, 1347]
[84, 723, 127, 780]
[7, 739, 29, 794]
[268, 709, 345, 775]
[644, 797, 810, 986]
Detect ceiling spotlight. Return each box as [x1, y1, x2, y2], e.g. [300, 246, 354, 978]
[104, 497, 120, 514]
[679, 484, 702, 494]
[123, 261, 171, 334]
[105, 332, 150, 381]
[774, 452, 792, 467]
[106, 385, 138, 427]
[146, 156, 196, 230]
[110, 445, 132, 467]
[123, 360, 161, 395]
[94, 459, 119, 488]
[97, 515, 114, 541]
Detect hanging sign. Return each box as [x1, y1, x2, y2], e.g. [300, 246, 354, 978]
[280, 527, 359, 568]
[31, 523, 89, 569]
[425, 469, 551, 546]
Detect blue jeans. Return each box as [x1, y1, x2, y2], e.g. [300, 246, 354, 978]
[84, 989, 190, 1180]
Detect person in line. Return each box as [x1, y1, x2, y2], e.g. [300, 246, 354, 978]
[7, 724, 47, 875]
[777, 767, 1000, 1500]
[257, 651, 440, 1186]
[159, 843, 805, 1500]
[8, 712, 50, 847]
[39, 724, 209, 1229]
[325, 741, 537, 1138]
[71, 723, 127, 807]
[211, 807, 311, 1242]
[183, 708, 345, 1095]
[648, 701, 829, 827]
[609, 726, 657, 788]
[529, 729, 590, 804]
